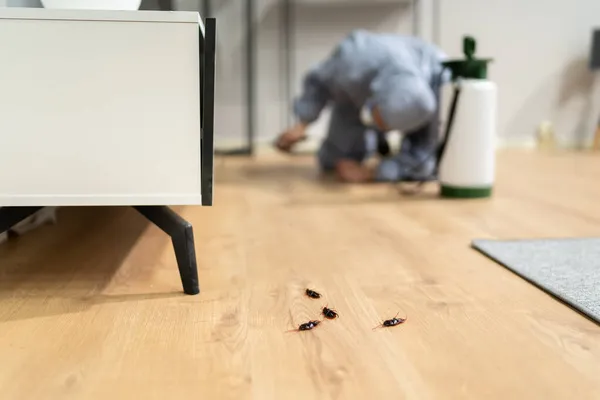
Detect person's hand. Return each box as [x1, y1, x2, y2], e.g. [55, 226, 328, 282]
[335, 159, 375, 183]
[274, 123, 307, 153]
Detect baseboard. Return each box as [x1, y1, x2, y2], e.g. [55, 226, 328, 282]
[495, 137, 538, 150]
[218, 135, 561, 154]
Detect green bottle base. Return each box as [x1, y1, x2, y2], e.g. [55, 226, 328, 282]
[440, 184, 493, 199]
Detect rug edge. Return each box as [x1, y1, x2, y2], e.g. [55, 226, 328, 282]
[471, 240, 600, 325]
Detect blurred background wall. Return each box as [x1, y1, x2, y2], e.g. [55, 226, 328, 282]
[438, 0, 600, 149]
[3, 0, 600, 149]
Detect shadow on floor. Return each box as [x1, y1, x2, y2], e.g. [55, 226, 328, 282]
[284, 187, 446, 208]
[0, 207, 178, 322]
[215, 159, 335, 185]
[215, 157, 450, 206]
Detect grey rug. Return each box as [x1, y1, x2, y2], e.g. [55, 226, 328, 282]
[472, 238, 600, 324]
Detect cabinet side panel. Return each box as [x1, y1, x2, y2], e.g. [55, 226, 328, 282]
[0, 19, 201, 205]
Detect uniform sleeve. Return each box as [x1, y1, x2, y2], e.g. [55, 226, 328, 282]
[293, 65, 332, 124]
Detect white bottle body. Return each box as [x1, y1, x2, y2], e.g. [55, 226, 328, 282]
[439, 79, 497, 197]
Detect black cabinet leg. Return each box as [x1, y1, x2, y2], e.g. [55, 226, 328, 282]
[134, 206, 200, 295]
[0, 207, 43, 234]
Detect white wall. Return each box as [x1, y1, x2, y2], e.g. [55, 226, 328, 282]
[178, 0, 249, 147]
[203, 0, 417, 148]
[283, 0, 600, 149]
[4, 0, 600, 148]
[436, 0, 600, 148]
[177, 0, 280, 148]
[256, 0, 600, 149]
[214, 0, 600, 149]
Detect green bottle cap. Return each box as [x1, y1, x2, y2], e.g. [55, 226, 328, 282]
[442, 36, 492, 80]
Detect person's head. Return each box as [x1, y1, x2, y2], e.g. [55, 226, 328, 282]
[370, 72, 438, 134]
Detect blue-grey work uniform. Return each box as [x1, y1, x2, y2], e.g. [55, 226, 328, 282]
[293, 30, 448, 181]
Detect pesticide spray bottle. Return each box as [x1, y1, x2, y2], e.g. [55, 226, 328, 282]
[437, 36, 496, 198]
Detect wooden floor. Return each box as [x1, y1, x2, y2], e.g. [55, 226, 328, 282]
[1, 151, 600, 399]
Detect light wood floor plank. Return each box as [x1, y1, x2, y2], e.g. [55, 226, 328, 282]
[1, 151, 599, 399]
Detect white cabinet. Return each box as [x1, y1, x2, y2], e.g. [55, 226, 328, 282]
[0, 8, 214, 206]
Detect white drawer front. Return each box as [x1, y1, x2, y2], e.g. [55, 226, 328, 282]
[0, 11, 202, 206]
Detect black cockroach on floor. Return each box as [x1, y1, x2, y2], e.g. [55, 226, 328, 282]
[286, 320, 322, 333]
[322, 305, 339, 320]
[305, 288, 321, 299]
[373, 312, 407, 330]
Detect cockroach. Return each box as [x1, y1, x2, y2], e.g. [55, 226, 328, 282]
[322, 305, 339, 320]
[286, 320, 322, 333]
[373, 312, 407, 330]
[305, 288, 321, 299]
